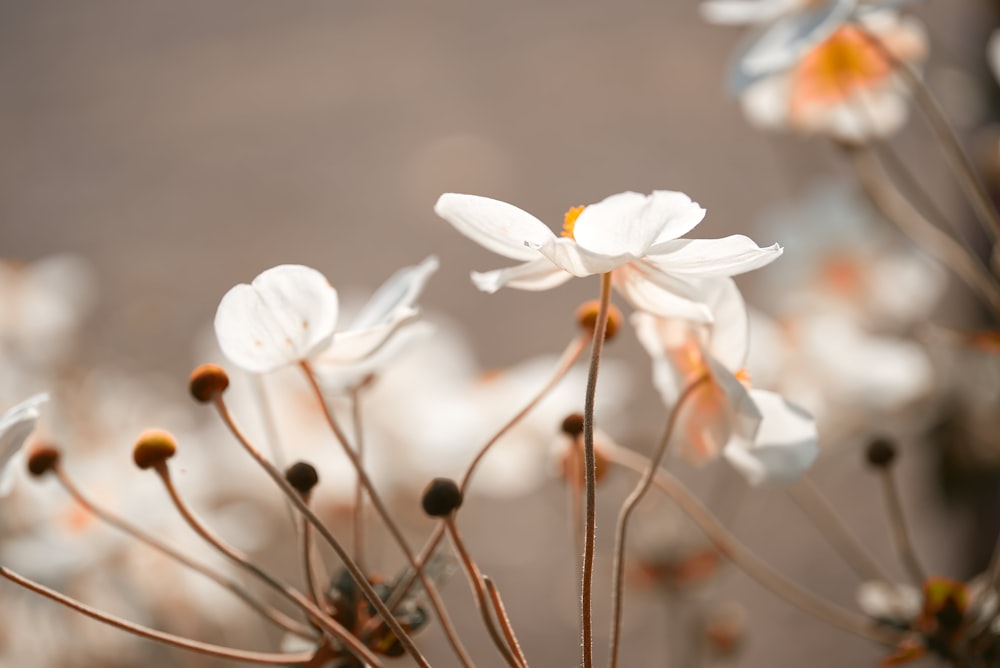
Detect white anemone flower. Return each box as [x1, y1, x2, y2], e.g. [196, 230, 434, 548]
[436, 190, 782, 322]
[634, 279, 817, 485]
[0, 393, 48, 496]
[740, 10, 928, 142]
[215, 264, 339, 374]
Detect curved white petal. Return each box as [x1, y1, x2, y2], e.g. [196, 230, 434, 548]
[724, 389, 818, 486]
[646, 236, 783, 277]
[701, 0, 803, 25]
[572, 190, 706, 257]
[614, 264, 714, 322]
[215, 265, 339, 374]
[0, 393, 48, 496]
[471, 258, 573, 293]
[703, 278, 750, 371]
[435, 193, 556, 262]
[534, 236, 636, 276]
[321, 307, 419, 365]
[351, 256, 438, 330]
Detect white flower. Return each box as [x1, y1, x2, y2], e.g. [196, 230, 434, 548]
[214, 265, 339, 374]
[436, 190, 782, 321]
[634, 279, 817, 485]
[0, 394, 48, 496]
[739, 10, 928, 142]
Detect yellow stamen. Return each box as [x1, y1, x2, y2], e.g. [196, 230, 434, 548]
[790, 25, 891, 116]
[561, 205, 585, 239]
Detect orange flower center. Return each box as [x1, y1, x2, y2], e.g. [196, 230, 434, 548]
[561, 205, 585, 240]
[790, 25, 892, 112]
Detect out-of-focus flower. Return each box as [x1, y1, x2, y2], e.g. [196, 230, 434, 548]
[215, 264, 340, 374]
[740, 10, 928, 142]
[634, 279, 818, 485]
[436, 191, 781, 321]
[0, 394, 47, 496]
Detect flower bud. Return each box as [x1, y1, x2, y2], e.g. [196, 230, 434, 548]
[421, 478, 463, 517]
[285, 461, 319, 496]
[560, 413, 585, 439]
[189, 364, 230, 403]
[133, 429, 177, 470]
[26, 445, 61, 477]
[576, 300, 622, 341]
[865, 437, 897, 469]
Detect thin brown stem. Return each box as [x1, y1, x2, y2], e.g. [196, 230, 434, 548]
[569, 436, 585, 571]
[609, 375, 709, 668]
[296, 363, 473, 668]
[787, 476, 891, 583]
[582, 272, 613, 668]
[0, 567, 315, 665]
[605, 445, 904, 646]
[300, 511, 327, 611]
[54, 466, 316, 639]
[484, 575, 530, 668]
[878, 468, 927, 586]
[378, 332, 591, 619]
[444, 516, 524, 668]
[211, 397, 432, 668]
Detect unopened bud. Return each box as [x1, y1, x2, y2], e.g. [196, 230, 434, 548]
[865, 437, 897, 469]
[189, 364, 230, 403]
[27, 446, 61, 477]
[133, 429, 177, 470]
[285, 461, 319, 496]
[561, 413, 585, 439]
[576, 300, 622, 341]
[421, 478, 463, 517]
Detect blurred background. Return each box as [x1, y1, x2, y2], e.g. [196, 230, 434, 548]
[1, 1, 999, 666]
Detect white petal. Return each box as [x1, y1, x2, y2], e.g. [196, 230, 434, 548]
[534, 236, 636, 276]
[740, 75, 793, 130]
[350, 256, 438, 330]
[0, 393, 48, 496]
[572, 191, 706, 257]
[646, 236, 783, 277]
[322, 307, 419, 365]
[700, 0, 802, 25]
[856, 580, 921, 622]
[614, 264, 715, 322]
[471, 258, 573, 293]
[215, 265, 339, 374]
[703, 278, 750, 371]
[724, 389, 818, 486]
[435, 193, 555, 262]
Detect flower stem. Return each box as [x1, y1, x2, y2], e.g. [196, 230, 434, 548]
[609, 374, 709, 668]
[484, 575, 530, 668]
[581, 272, 613, 668]
[0, 566, 317, 665]
[877, 467, 927, 586]
[604, 445, 904, 646]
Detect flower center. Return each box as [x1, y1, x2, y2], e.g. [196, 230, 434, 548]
[561, 205, 585, 240]
[790, 25, 892, 111]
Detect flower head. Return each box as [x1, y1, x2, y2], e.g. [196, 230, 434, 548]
[0, 394, 48, 496]
[436, 190, 781, 321]
[214, 265, 339, 374]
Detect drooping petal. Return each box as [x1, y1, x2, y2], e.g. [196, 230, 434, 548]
[471, 257, 574, 293]
[703, 278, 750, 372]
[435, 193, 556, 262]
[215, 265, 339, 374]
[646, 236, 783, 278]
[534, 236, 637, 276]
[572, 191, 707, 258]
[723, 389, 818, 486]
[0, 393, 48, 496]
[350, 256, 438, 330]
[614, 264, 715, 322]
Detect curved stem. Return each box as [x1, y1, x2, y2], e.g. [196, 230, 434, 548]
[609, 375, 709, 668]
[581, 272, 613, 668]
[878, 468, 927, 586]
[604, 446, 904, 647]
[0, 567, 315, 665]
[484, 575, 530, 668]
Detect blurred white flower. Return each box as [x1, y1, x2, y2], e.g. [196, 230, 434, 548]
[634, 279, 817, 485]
[436, 191, 781, 321]
[215, 264, 339, 374]
[0, 394, 47, 496]
[739, 10, 927, 142]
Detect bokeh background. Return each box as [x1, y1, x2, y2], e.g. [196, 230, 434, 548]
[2, 1, 999, 666]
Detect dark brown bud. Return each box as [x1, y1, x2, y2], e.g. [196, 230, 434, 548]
[27, 446, 61, 477]
[576, 300, 623, 341]
[189, 364, 230, 403]
[561, 413, 585, 439]
[865, 437, 897, 469]
[421, 478, 463, 517]
[133, 429, 177, 470]
[285, 461, 319, 496]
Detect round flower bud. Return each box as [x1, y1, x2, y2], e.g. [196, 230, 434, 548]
[27, 445, 61, 477]
[133, 429, 178, 470]
[561, 413, 585, 439]
[421, 478, 463, 517]
[189, 364, 230, 403]
[865, 437, 897, 469]
[285, 461, 319, 496]
[576, 300, 623, 341]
